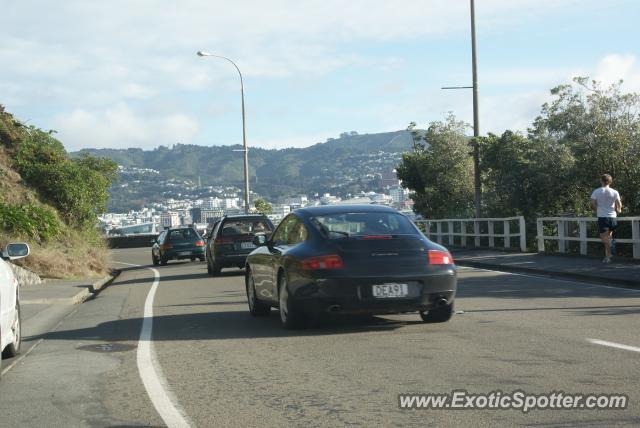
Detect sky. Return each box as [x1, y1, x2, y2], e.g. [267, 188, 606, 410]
[1, 0, 640, 151]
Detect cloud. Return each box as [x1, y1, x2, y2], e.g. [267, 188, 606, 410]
[594, 54, 640, 91]
[0, 0, 633, 151]
[53, 104, 199, 151]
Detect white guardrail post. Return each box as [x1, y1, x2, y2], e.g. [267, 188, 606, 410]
[633, 219, 640, 259]
[579, 220, 587, 255]
[519, 216, 526, 252]
[488, 221, 495, 247]
[537, 218, 545, 252]
[557, 219, 567, 253]
[474, 220, 480, 247]
[503, 220, 510, 249]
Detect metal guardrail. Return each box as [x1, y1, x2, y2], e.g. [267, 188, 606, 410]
[414, 216, 527, 252]
[537, 217, 640, 259]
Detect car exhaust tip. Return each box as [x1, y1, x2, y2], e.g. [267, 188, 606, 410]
[436, 298, 448, 307]
[326, 304, 342, 313]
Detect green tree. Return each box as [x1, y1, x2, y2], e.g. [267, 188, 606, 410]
[254, 198, 272, 214]
[529, 77, 640, 214]
[480, 130, 577, 218]
[396, 114, 474, 218]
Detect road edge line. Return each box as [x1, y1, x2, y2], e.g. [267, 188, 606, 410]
[587, 338, 640, 353]
[115, 261, 191, 428]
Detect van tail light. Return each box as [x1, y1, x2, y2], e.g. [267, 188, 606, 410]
[302, 254, 344, 270]
[214, 238, 233, 245]
[195, 241, 205, 247]
[428, 250, 453, 265]
[160, 244, 173, 250]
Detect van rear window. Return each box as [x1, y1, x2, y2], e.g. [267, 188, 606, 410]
[168, 228, 200, 241]
[221, 220, 272, 236]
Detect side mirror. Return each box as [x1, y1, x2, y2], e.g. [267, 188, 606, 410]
[253, 234, 267, 246]
[4, 243, 30, 260]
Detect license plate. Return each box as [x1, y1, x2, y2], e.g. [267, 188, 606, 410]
[372, 283, 409, 298]
[241, 242, 256, 249]
[178, 251, 191, 256]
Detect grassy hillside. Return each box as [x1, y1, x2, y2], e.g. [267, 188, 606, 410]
[0, 106, 116, 278]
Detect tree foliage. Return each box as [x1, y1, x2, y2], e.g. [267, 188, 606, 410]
[396, 114, 474, 218]
[398, 77, 640, 220]
[254, 198, 272, 215]
[14, 129, 118, 227]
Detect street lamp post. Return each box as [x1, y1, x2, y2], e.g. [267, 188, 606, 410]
[197, 51, 250, 214]
[441, 0, 481, 217]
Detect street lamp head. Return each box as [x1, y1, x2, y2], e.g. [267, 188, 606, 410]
[197, 51, 210, 57]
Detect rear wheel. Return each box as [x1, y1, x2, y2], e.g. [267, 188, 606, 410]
[419, 302, 454, 323]
[207, 258, 221, 276]
[278, 273, 305, 329]
[2, 299, 21, 358]
[246, 269, 270, 316]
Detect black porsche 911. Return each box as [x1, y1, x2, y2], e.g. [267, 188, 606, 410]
[244, 204, 457, 329]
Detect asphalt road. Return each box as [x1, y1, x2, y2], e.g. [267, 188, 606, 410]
[1, 247, 639, 427]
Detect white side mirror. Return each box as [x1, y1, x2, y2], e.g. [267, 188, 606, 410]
[4, 243, 30, 260]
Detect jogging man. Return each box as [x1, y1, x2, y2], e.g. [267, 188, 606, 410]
[590, 174, 622, 263]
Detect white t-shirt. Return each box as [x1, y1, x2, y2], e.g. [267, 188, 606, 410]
[591, 187, 621, 218]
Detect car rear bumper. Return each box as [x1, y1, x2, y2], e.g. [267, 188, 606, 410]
[215, 253, 250, 267]
[165, 248, 205, 260]
[289, 269, 456, 316]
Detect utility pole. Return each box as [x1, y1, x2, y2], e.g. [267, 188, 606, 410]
[442, 0, 482, 217]
[470, 0, 481, 217]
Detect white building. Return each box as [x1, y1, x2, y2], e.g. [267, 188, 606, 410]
[202, 197, 223, 210]
[271, 204, 291, 219]
[224, 198, 239, 209]
[160, 212, 180, 228]
[284, 195, 309, 206]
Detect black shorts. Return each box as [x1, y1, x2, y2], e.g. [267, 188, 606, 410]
[597, 217, 617, 234]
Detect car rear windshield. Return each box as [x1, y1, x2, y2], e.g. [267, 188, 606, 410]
[220, 220, 272, 236]
[167, 228, 201, 242]
[310, 212, 418, 238]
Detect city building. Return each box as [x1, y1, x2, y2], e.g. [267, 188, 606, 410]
[160, 212, 180, 228]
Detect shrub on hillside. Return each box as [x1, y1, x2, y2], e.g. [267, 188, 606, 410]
[13, 129, 118, 227]
[0, 202, 61, 242]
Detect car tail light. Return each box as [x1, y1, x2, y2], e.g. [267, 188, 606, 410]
[195, 241, 205, 247]
[302, 254, 344, 270]
[160, 244, 173, 250]
[214, 238, 233, 245]
[428, 250, 453, 265]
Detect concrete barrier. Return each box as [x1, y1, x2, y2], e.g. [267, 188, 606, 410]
[106, 234, 156, 249]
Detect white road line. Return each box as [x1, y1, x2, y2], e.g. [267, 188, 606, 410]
[587, 338, 640, 353]
[115, 262, 191, 428]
